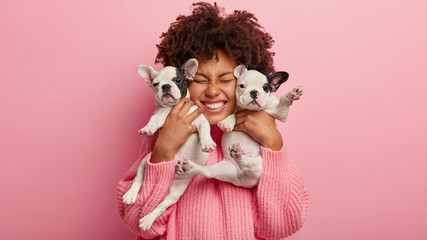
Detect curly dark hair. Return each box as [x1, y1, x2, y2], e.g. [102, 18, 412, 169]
[155, 2, 276, 75]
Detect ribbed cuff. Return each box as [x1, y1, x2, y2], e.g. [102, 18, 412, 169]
[141, 153, 177, 209]
[144, 153, 176, 187]
[260, 146, 287, 171]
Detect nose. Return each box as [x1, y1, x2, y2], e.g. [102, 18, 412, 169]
[250, 90, 258, 99]
[162, 84, 171, 92]
[205, 82, 221, 98]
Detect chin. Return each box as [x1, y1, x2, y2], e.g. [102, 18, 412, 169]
[205, 114, 226, 125]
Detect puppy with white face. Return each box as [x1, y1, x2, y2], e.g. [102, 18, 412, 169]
[122, 59, 215, 231]
[177, 65, 303, 188]
[234, 65, 302, 121]
[235, 65, 289, 111]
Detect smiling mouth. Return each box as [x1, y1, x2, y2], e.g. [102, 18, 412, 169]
[201, 101, 227, 112]
[204, 102, 225, 110]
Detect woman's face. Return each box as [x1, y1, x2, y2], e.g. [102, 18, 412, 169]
[189, 49, 237, 125]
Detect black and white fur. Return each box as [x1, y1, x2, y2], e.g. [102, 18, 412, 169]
[122, 59, 216, 231]
[177, 65, 302, 188]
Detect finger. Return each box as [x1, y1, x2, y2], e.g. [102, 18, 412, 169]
[235, 110, 252, 125]
[187, 106, 203, 122]
[170, 98, 189, 114]
[179, 99, 195, 115]
[235, 109, 251, 118]
[183, 121, 198, 134]
[193, 101, 204, 110]
[190, 124, 197, 133]
[235, 115, 246, 125]
[233, 123, 246, 132]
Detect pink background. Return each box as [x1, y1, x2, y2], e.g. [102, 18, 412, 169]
[1, 0, 426, 239]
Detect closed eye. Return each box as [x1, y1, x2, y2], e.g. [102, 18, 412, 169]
[193, 79, 208, 84]
[219, 79, 234, 84]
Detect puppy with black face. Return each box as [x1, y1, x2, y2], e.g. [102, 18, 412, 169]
[176, 65, 303, 189]
[122, 59, 215, 231]
[137, 61, 193, 108]
[136, 59, 216, 151]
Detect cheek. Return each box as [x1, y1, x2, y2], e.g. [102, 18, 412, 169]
[223, 84, 237, 102]
[188, 84, 203, 101]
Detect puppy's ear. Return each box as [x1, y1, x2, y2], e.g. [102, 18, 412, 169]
[137, 65, 157, 86]
[234, 65, 247, 79]
[182, 58, 199, 80]
[268, 71, 289, 92]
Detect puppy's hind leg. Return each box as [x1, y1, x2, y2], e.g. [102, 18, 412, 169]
[229, 143, 262, 188]
[123, 155, 148, 204]
[139, 176, 194, 231]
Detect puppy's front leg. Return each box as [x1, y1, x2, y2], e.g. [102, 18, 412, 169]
[139, 107, 172, 136]
[217, 113, 236, 132]
[274, 86, 303, 122]
[192, 109, 216, 152]
[280, 86, 303, 106]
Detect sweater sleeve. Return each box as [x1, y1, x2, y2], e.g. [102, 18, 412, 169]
[116, 134, 177, 239]
[253, 146, 309, 239]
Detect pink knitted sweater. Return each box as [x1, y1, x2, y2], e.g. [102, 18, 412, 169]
[117, 126, 308, 239]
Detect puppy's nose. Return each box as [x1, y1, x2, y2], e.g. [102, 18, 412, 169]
[250, 90, 258, 99]
[162, 84, 171, 92]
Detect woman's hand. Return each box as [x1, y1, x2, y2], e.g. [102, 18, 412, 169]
[151, 99, 203, 163]
[234, 109, 283, 151]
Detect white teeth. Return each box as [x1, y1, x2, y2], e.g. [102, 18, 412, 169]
[205, 102, 225, 110]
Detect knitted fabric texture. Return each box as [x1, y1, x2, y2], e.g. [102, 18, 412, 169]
[117, 126, 308, 240]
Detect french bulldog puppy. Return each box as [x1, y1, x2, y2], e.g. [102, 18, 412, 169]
[122, 58, 216, 231]
[177, 65, 302, 188]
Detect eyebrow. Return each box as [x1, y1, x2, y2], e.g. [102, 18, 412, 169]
[196, 72, 234, 79]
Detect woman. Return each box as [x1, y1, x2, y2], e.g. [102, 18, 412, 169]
[117, 2, 308, 239]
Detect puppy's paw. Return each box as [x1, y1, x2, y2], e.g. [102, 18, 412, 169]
[176, 159, 194, 174]
[290, 86, 303, 100]
[122, 188, 138, 204]
[138, 125, 157, 136]
[280, 86, 303, 106]
[218, 121, 234, 132]
[218, 115, 236, 132]
[139, 214, 156, 231]
[229, 143, 244, 160]
[200, 138, 217, 152]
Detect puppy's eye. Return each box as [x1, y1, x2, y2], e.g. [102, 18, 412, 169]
[239, 84, 245, 89]
[153, 83, 159, 87]
[263, 85, 269, 92]
[174, 78, 181, 83]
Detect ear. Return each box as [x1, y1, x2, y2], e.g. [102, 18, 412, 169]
[234, 65, 247, 79]
[267, 71, 289, 92]
[182, 58, 199, 80]
[137, 65, 157, 86]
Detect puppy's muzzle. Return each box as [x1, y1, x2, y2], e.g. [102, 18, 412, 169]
[162, 84, 171, 93]
[250, 90, 258, 99]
